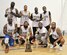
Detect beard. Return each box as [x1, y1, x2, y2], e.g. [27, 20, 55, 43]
[24, 26, 28, 29]
[35, 11, 38, 14]
[11, 5, 14, 9]
[24, 9, 27, 11]
[39, 27, 42, 29]
[44, 11, 46, 14]
[51, 27, 56, 29]
[9, 22, 12, 25]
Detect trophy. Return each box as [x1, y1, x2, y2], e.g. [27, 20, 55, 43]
[25, 32, 32, 52]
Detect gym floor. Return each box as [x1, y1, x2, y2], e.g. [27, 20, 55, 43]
[0, 36, 67, 55]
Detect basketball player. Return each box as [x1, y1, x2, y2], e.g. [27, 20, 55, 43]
[19, 21, 33, 45]
[19, 5, 30, 26]
[3, 18, 17, 53]
[35, 22, 48, 47]
[30, 7, 42, 40]
[42, 6, 51, 31]
[49, 22, 65, 50]
[5, 2, 19, 26]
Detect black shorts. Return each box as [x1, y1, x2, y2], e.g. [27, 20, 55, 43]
[33, 27, 38, 36]
[45, 25, 50, 31]
[15, 39, 19, 44]
[49, 35, 61, 45]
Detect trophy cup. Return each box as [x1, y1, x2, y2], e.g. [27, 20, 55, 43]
[25, 32, 32, 52]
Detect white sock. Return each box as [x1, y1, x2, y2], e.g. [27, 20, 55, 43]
[59, 46, 63, 51]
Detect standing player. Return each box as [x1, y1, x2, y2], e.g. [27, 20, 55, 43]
[5, 2, 19, 26]
[30, 7, 42, 40]
[49, 22, 65, 50]
[3, 18, 17, 53]
[19, 5, 30, 26]
[35, 22, 48, 47]
[42, 6, 51, 31]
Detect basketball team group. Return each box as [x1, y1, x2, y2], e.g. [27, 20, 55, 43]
[1, 2, 65, 53]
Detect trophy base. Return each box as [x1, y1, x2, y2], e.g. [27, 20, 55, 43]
[25, 49, 32, 52]
[25, 43, 32, 52]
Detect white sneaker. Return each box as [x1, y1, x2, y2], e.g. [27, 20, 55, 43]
[50, 44, 54, 48]
[59, 47, 63, 51]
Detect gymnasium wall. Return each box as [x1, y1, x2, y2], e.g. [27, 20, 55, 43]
[0, 0, 64, 36]
[61, 0, 67, 31]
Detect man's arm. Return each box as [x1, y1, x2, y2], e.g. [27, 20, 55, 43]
[55, 28, 63, 43]
[19, 27, 22, 36]
[29, 27, 32, 36]
[14, 24, 18, 34]
[49, 11, 51, 24]
[18, 11, 23, 18]
[5, 8, 9, 17]
[30, 14, 34, 21]
[11, 8, 19, 17]
[28, 12, 31, 18]
[40, 14, 42, 21]
[3, 24, 7, 34]
[48, 28, 51, 36]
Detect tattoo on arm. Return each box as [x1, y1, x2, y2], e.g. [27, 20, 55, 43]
[56, 28, 63, 42]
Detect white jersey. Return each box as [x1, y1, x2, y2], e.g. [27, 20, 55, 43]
[37, 27, 47, 34]
[6, 8, 17, 24]
[42, 11, 50, 27]
[21, 26, 30, 35]
[7, 23, 15, 34]
[50, 29, 59, 39]
[32, 13, 40, 27]
[4, 23, 15, 44]
[37, 27, 47, 38]
[20, 11, 30, 25]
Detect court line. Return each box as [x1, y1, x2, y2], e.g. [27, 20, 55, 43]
[0, 48, 25, 51]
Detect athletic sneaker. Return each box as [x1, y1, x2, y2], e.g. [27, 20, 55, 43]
[59, 47, 63, 51]
[43, 44, 48, 48]
[50, 44, 54, 48]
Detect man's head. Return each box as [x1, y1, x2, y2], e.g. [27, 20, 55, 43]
[34, 7, 38, 12]
[24, 5, 27, 11]
[24, 21, 29, 28]
[38, 21, 43, 29]
[10, 2, 15, 8]
[51, 22, 56, 29]
[42, 6, 46, 11]
[8, 18, 13, 24]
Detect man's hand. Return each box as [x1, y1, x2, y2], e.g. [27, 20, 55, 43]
[5, 14, 8, 17]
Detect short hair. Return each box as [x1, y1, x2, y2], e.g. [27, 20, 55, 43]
[24, 5, 27, 7]
[51, 22, 56, 25]
[11, 2, 15, 5]
[34, 7, 38, 9]
[24, 21, 29, 25]
[42, 6, 46, 9]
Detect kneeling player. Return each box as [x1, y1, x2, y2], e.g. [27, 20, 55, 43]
[3, 18, 17, 53]
[19, 21, 33, 45]
[49, 22, 65, 50]
[35, 22, 48, 47]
